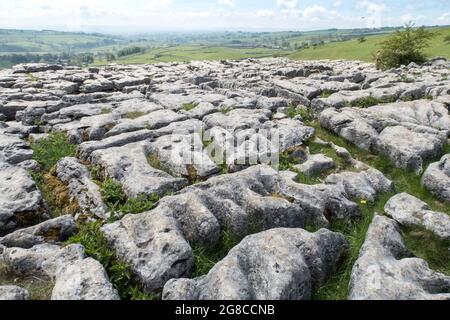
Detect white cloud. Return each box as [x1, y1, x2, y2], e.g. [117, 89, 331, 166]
[358, 1, 387, 28]
[218, 0, 235, 7]
[401, 13, 426, 23]
[257, 9, 275, 17]
[333, 0, 343, 7]
[438, 12, 450, 21]
[277, 0, 298, 9]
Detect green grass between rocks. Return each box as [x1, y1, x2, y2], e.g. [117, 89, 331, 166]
[30, 132, 77, 172]
[99, 179, 160, 222]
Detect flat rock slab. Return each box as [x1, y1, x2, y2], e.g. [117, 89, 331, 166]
[90, 141, 188, 198]
[385, 193, 450, 240]
[162, 228, 348, 300]
[0, 215, 77, 248]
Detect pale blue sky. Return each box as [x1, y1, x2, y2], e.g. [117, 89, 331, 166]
[0, 0, 449, 33]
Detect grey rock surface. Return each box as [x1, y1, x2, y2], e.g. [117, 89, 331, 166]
[0, 285, 30, 300]
[162, 228, 348, 300]
[349, 215, 450, 300]
[385, 193, 450, 240]
[0, 215, 77, 248]
[422, 154, 450, 203]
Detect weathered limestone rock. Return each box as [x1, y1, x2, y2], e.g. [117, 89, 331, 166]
[324, 168, 394, 202]
[203, 109, 271, 131]
[101, 211, 193, 295]
[90, 141, 188, 198]
[279, 171, 360, 227]
[51, 258, 120, 300]
[105, 109, 187, 137]
[0, 131, 33, 165]
[162, 228, 348, 300]
[80, 79, 114, 93]
[55, 157, 109, 220]
[319, 101, 449, 172]
[12, 63, 63, 74]
[148, 134, 219, 180]
[0, 286, 29, 300]
[422, 154, 450, 203]
[0, 215, 77, 248]
[385, 193, 450, 240]
[293, 154, 335, 177]
[0, 243, 119, 300]
[373, 125, 444, 173]
[349, 215, 450, 300]
[0, 162, 48, 236]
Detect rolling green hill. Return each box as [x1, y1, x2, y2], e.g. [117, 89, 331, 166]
[92, 45, 292, 65]
[289, 27, 450, 62]
[0, 29, 125, 53]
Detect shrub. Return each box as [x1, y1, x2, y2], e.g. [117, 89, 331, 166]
[375, 24, 437, 70]
[357, 37, 367, 43]
[444, 35, 450, 44]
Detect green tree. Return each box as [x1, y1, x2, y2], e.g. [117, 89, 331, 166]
[375, 24, 437, 70]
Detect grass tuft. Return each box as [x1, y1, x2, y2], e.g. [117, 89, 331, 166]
[181, 103, 199, 112]
[31, 132, 77, 172]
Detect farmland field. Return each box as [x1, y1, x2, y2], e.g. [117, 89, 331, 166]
[289, 27, 450, 62]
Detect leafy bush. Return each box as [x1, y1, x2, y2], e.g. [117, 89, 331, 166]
[444, 35, 450, 44]
[357, 37, 367, 43]
[375, 24, 437, 70]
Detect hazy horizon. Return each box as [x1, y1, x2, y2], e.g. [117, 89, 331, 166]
[0, 0, 449, 34]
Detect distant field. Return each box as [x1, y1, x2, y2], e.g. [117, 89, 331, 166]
[92, 45, 293, 65]
[289, 27, 450, 62]
[0, 29, 124, 53]
[0, 26, 449, 69]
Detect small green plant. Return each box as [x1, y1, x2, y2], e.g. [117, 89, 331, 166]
[349, 96, 395, 108]
[123, 111, 147, 119]
[219, 106, 233, 114]
[66, 222, 156, 300]
[100, 179, 160, 220]
[26, 73, 38, 82]
[100, 179, 128, 210]
[101, 107, 112, 114]
[357, 37, 367, 43]
[375, 24, 437, 70]
[181, 103, 198, 111]
[285, 103, 303, 119]
[120, 194, 160, 215]
[31, 132, 77, 172]
[319, 90, 333, 99]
